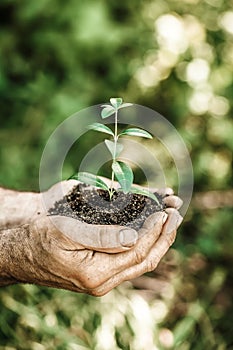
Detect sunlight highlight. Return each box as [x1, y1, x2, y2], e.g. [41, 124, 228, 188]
[186, 59, 210, 86]
[189, 89, 212, 114]
[219, 11, 233, 35]
[155, 14, 188, 54]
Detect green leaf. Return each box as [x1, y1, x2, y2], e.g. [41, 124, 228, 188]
[110, 98, 123, 109]
[101, 104, 111, 108]
[87, 123, 114, 136]
[119, 128, 153, 139]
[118, 102, 133, 109]
[70, 172, 109, 191]
[105, 140, 123, 157]
[130, 186, 160, 204]
[101, 106, 115, 119]
[112, 161, 133, 193]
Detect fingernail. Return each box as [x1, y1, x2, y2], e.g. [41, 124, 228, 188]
[119, 229, 138, 247]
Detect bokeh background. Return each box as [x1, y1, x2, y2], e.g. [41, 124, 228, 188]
[0, 0, 232, 349]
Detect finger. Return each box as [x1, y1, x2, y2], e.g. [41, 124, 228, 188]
[49, 211, 168, 292]
[91, 209, 182, 295]
[153, 187, 174, 196]
[108, 211, 167, 270]
[92, 227, 177, 296]
[163, 195, 183, 209]
[70, 211, 167, 289]
[42, 180, 79, 210]
[116, 211, 167, 266]
[50, 215, 138, 253]
[137, 211, 168, 240]
[163, 208, 183, 235]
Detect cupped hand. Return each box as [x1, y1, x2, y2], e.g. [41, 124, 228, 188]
[19, 179, 183, 295]
[41, 179, 183, 253]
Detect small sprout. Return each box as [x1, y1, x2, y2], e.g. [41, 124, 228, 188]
[70, 98, 159, 204]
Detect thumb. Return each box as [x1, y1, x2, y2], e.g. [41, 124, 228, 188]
[49, 216, 138, 253]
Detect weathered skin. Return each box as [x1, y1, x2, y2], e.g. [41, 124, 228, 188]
[0, 180, 183, 296]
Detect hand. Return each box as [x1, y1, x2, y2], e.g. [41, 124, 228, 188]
[1, 180, 183, 295]
[41, 179, 183, 253]
[9, 208, 182, 296]
[23, 180, 182, 295]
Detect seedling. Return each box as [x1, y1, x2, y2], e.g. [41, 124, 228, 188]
[70, 98, 159, 204]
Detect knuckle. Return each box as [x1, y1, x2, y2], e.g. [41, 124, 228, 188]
[146, 259, 156, 272]
[134, 247, 147, 264]
[146, 255, 160, 272]
[166, 233, 176, 246]
[79, 275, 100, 290]
[89, 289, 107, 297]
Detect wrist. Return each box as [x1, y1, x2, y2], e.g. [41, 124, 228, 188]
[0, 188, 43, 229]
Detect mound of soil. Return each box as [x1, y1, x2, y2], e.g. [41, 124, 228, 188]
[48, 184, 165, 230]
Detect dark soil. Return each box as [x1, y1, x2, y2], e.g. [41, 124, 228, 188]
[48, 184, 166, 230]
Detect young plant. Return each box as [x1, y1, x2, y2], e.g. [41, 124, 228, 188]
[71, 98, 159, 203]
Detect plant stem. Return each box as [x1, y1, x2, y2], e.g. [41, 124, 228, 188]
[109, 108, 118, 199]
[113, 107, 118, 159]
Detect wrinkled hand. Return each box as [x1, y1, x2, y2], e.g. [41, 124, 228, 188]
[19, 179, 183, 295]
[41, 179, 183, 253]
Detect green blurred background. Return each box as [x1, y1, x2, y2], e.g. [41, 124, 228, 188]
[0, 0, 232, 349]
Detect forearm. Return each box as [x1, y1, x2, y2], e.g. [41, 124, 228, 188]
[0, 219, 83, 292]
[0, 188, 43, 229]
[0, 225, 32, 286]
